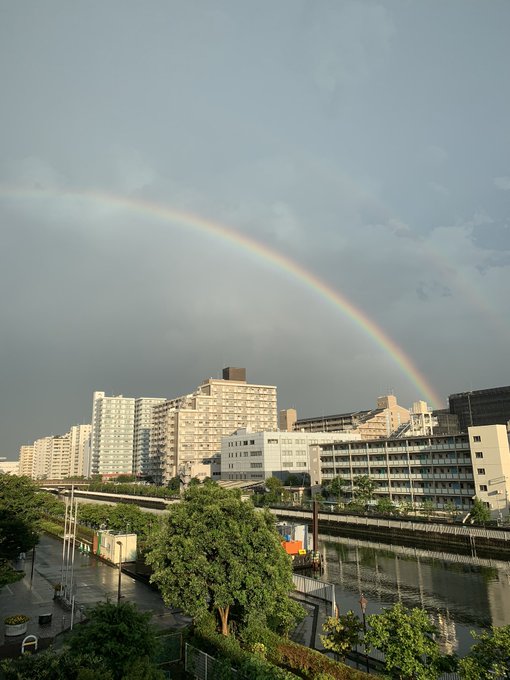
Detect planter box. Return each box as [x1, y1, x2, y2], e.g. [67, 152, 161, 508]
[5, 622, 28, 636]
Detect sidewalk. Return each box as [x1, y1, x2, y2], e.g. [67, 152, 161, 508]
[0, 533, 189, 657]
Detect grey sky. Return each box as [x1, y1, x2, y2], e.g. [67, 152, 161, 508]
[1, 1, 509, 457]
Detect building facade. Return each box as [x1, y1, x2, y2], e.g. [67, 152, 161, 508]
[69, 424, 92, 477]
[19, 445, 35, 477]
[310, 424, 510, 517]
[133, 398, 166, 477]
[294, 395, 410, 439]
[150, 368, 277, 484]
[449, 385, 510, 432]
[90, 392, 135, 476]
[221, 429, 361, 482]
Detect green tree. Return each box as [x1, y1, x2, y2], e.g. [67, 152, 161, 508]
[421, 500, 436, 520]
[444, 500, 459, 520]
[0, 475, 42, 587]
[327, 477, 350, 505]
[352, 475, 376, 504]
[366, 602, 452, 680]
[376, 498, 396, 515]
[68, 602, 159, 680]
[459, 625, 510, 679]
[470, 497, 491, 525]
[0, 651, 111, 680]
[265, 476, 284, 503]
[321, 612, 363, 660]
[145, 485, 303, 636]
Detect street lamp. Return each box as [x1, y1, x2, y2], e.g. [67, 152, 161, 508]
[359, 593, 369, 674]
[116, 541, 123, 605]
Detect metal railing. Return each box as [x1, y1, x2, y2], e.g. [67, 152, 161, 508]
[268, 507, 510, 542]
[185, 643, 238, 679]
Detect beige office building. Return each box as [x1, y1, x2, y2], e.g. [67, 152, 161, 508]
[150, 368, 277, 484]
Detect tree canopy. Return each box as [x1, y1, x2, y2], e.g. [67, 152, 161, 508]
[68, 601, 161, 680]
[0, 475, 42, 587]
[470, 497, 491, 525]
[365, 602, 452, 680]
[352, 475, 376, 503]
[145, 484, 303, 636]
[459, 625, 510, 679]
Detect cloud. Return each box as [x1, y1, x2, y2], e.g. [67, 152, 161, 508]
[494, 176, 510, 191]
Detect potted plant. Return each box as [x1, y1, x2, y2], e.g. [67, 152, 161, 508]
[53, 583, 64, 599]
[4, 614, 30, 636]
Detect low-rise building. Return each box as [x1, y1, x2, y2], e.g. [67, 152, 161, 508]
[310, 424, 510, 517]
[294, 395, 410, 439]
[221, 428, 361, 482]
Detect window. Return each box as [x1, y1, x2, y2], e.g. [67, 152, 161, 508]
[473, 436, 481, 442]
[477, 468, 486, 475]
[479, 484, 488, 492]
[475, 452, 483, 458]
[267, 439, 278, 444]
[250, 462, 263, 469]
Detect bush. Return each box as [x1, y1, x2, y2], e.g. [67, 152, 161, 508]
[274, 639, 369, 679]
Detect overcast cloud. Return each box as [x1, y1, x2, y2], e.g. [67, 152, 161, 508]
[1, 1, 509, 457]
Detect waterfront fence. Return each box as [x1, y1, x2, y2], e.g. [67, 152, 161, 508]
[185, 643, 238, 679]
[292, 573, 336, 615]
[269, 507, 510, 542]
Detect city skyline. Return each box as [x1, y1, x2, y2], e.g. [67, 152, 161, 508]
[1, 2, 509, 456]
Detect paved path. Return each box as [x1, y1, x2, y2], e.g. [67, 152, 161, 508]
[0, 533, 189, 655]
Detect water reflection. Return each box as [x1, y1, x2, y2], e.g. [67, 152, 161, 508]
[320, 534, 510, 655]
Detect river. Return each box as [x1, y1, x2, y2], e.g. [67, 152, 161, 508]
[319, 533, 510, 656]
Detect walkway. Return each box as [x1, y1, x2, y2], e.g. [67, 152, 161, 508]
[0, 533, 189, 657]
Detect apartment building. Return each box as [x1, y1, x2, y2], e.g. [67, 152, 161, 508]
[32, 436, 54, 479]
[90, 392, 135, 476]
[0, 460, 19, 475]
[48, 433, 71, 479]
[294, 395, 410, 439]
[221, 428, 361, 482]
[69, 424, 92, 477]
[19, 444, 35, 477]
[310, 424, 510, 517]
[150, 367, 277, 484]
[133, 398, 166, 477]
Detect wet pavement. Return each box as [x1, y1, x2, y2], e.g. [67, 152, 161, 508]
[0, 533, 189, 656]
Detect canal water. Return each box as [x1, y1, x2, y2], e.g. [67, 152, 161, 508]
[319, 533, 510, 656]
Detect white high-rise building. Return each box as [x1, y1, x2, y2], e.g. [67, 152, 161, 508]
[69, 424, 92, 477]
[33, 436, 54, 479]
[150, 368, 278, 484]
[134, 398, 166, 477]
[90, 392, 135, 476]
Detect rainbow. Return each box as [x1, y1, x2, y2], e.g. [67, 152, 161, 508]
[0, 186, 442, 408]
